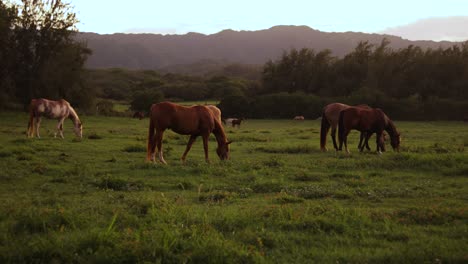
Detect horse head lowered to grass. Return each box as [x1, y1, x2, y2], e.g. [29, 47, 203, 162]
[27, 98, 82, 139]
[146, 102, 232, 164]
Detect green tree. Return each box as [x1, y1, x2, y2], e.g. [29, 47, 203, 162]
[0, 2, 18, 107]
[4, 0, 92, 109]
[130, 90, 164, 112]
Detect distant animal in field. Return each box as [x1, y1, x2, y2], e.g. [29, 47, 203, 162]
[320, 103, 371, 151]
[224, 118, 235, 126]
[206, 105, 222, 124]
[223, 117, 243, 128]
[231, 118, 244, 128]
[147, 102, 232, 164]
[293, 116, 305, 120]
[338, 106, 400, 154]
[133, 111, 145, 120]
[27, 98, 82, 139]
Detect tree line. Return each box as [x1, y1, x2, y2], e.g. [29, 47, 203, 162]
[218, 40, 468, 120]
[261, 40, 468, 100]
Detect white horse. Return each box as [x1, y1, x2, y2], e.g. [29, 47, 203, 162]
[27, 98, 82, 138]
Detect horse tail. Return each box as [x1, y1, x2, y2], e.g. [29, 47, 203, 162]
[338, 110, 346, 148]
[320, 112, 330, 151]
[27, 102, 35, 137]
[146, 106, 156, 161]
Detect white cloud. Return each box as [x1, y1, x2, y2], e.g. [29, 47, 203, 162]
[381, 16, 468, 42]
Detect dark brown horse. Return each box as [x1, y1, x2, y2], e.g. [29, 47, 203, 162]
[338, 107, 400, 154]
[146, 102, 232, 164]
[231, 118, 244, 128]
[320, 103, 372, 151]
[133, 111, 145, 120]
[27, 98, 82, 139]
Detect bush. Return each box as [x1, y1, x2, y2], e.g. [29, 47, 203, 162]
[96, 100, 115, 116]
[130, 90, 164, 112]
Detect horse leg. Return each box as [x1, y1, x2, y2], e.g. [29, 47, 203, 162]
[35, 117, 42, 138]
[343, 130, 351, 154]
[379, 132, 386, 153]
[358, 132, 364, 151]
[360, 132, 371, 152]
[181, 135, 197, 163]
[376, 132, 383, 154]
[331, 127, 338, 150]
[365, 133, 372, 151]
[59, 122, 64, 138]
[320, 127, 330, 152]
[202, 133, 210, 163]
[27, 116, 34, 138]
[156, 131, 167, 164]
[147, 133, 157, 162]
[55, 118, 65, 138]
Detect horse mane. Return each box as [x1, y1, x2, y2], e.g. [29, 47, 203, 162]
[212, 117, 228, 144]
[67, 102, 80, 124]
[384, 116, 398, 138]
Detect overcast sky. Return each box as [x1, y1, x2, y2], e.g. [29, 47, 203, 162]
[72, 0, 468, 41]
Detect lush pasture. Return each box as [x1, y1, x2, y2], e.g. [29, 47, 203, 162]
[0, 111, 467, 263]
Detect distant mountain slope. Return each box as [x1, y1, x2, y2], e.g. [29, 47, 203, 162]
[77, 25, 456, 70]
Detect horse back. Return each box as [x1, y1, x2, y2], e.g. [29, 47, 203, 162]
[150, 102, 215, 135]
[323, 103, 351, 127]
[354, 108, 386, 131]
[31, 98, 70, 119]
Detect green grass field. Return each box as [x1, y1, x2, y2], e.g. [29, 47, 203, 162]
[0, 111, 467, 263]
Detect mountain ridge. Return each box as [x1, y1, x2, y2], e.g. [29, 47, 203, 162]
[76, 25, 457, 70]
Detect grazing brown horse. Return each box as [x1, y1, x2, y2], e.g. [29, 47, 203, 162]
[146, 102, 232, 164]
[27, 98, 82, 139]
[293, 116, 305, 120]
[320, 103, 371, 151]
[338, 107, 400, 154]
[133, 111, 145, 120]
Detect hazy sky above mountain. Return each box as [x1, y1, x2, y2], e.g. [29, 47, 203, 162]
[72, 0, 468, 41]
